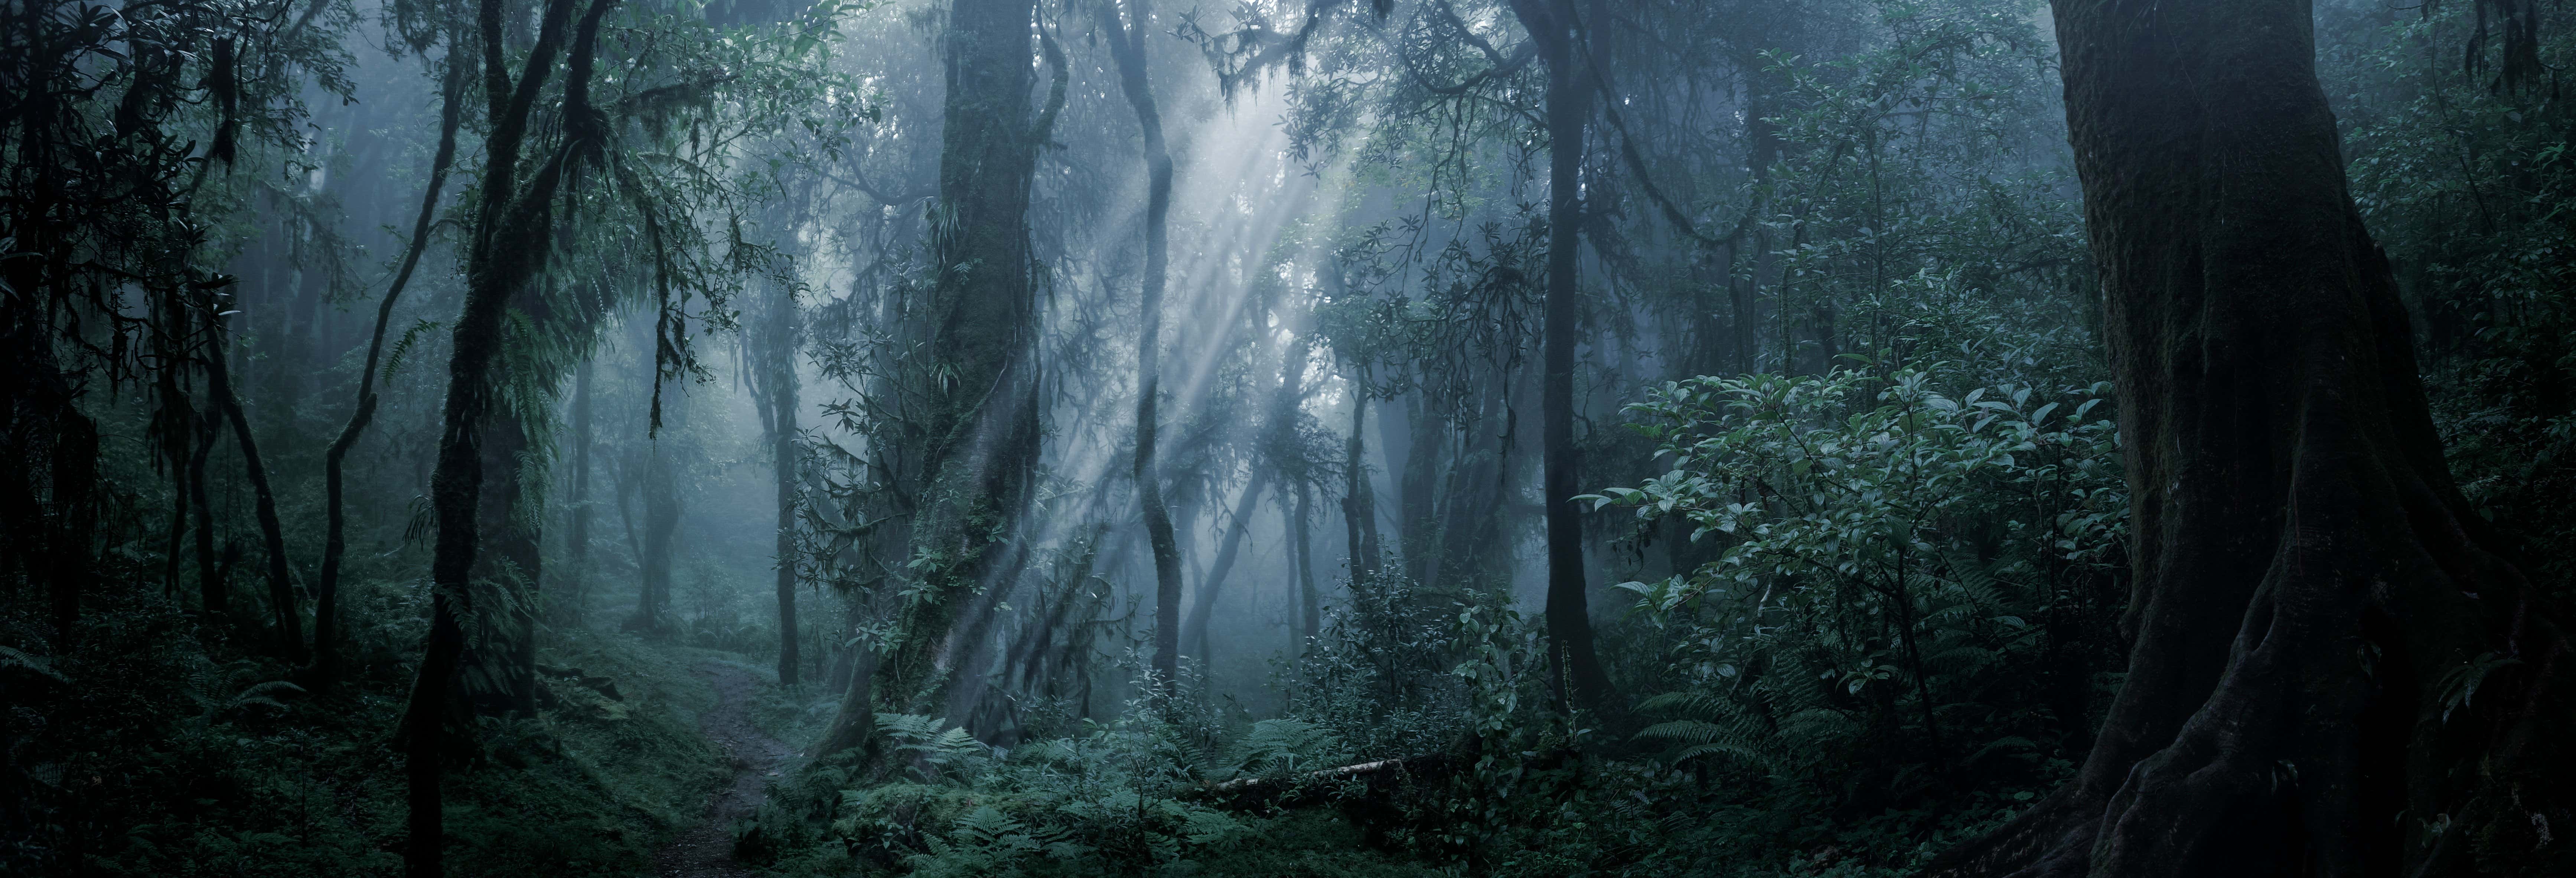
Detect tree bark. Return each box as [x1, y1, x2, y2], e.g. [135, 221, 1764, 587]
[1099, 0, 1187, 699]
[1511, 0, 1614, 712]
[205, 300, 305, 664]
[767, 284, 802, 685]
[812, 0, 1063, 761]
[1931, 2, 2574, 876]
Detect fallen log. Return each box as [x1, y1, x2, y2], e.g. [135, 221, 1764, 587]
[1190, 753, 1460, 812]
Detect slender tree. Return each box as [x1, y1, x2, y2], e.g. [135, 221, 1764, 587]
[203, 298, 304, 663]
[317, 49, 466, 682]
[1934, 2, 2572, 875]
[1292, 482, 1319, 644]
[1508, 0, 1614, 710]
[1098, 0, 1187, 696]
[762, 282, 803, 684]
[562, 358, 595, 623]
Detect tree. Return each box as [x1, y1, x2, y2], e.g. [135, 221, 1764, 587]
[812, 0, 1066, 761]
[203, 296, 303, 663]
[402, 0, 620, 870]
[318, 43, 466, 683]
[758, 280, 803, 685]
[1507, 0, 1615, 712]
[1098, 0, 1188, 698]
[1933, 1, 2573, 875]
[562, 358, 597, 624]
[632, 413, 680, 634]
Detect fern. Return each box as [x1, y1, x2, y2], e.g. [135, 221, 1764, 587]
[875, 713, 991, 781]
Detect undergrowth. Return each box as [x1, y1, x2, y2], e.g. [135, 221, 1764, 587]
[2, 577, 730, 877]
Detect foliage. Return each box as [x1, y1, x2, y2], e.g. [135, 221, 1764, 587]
[1281, 569, 1477, 759]
[759, 703, 1262, 877]
[1575, 356, 2126, 868]
[0, 582, 725, 876]
[2322, 0, 2576, 594]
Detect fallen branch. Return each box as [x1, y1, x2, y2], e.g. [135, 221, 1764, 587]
[1192, 753, 1460, 812]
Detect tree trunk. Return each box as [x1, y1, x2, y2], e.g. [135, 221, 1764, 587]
[1099, 0, 1186, 699]
[1184, 466, 1270, 662]
[405, 0, 615, 871]
[474, 411, 541, 715]
[205, 301, 305, 664]
[153, 287, 196, 603]
[1512, 0, 1614, 712]
[1293, 483, 1319, 644]
[564, 358, 594, 624]
[633, 443, 677, 633]
[1399, 392, 1442, 586]
[769, 285, 802, 685]
[812, 0, 1063, 761]
[189, 402, 222, 614]
[1341, 394, 1381, 576]
[1932, 2, 2574, 875]
[318, 49, 463, 682]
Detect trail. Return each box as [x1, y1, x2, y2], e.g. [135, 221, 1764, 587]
[652, 663, 791, 878]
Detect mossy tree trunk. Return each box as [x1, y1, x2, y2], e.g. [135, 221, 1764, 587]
[812, 0, 1065, 761]
[403, 0, 618, 871]
[1933, 2, 2574, 875]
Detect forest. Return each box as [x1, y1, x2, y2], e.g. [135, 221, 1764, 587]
[2, 0, 2572, 875]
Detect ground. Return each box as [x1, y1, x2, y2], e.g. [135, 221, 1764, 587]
[652, 662, 793, 877]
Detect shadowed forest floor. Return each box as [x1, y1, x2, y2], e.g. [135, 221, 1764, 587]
[654, 663, 792, 877]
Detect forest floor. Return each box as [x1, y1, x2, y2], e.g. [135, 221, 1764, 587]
[651, 662, 792, 877]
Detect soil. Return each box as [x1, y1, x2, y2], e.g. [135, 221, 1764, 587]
[650, 663, 791, 877]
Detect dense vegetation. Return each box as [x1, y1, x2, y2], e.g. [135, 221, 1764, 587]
[1, 0, 2569, 876]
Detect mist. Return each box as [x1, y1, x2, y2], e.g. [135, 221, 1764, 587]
[3, 0, 2571, 875]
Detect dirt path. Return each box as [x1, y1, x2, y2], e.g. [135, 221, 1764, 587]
[651, 663, 791, 877]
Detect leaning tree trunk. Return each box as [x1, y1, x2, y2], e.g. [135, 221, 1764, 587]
[1931, 2, 2574, 876]
[1184, 467, 1270, 662]
[205, 301, 305, 664]
[1099, 0, 1186, 698]
[811, 0, 1064, 762]
[1510, 0, 1614, 712]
